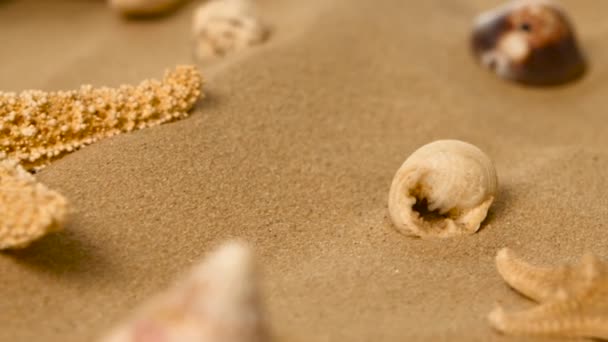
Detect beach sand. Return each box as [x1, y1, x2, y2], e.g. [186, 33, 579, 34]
[1, 0, 608, 341]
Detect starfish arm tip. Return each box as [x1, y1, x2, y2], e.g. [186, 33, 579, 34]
[488, 306, 508, 333]
[496, 247, 512, 262]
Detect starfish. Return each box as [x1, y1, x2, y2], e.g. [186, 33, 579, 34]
[0, 65, 202, 171]
[489, 247, 608, 340]
[100, 242, 268, 342]
[0, 65, 203, 250]
[0, 159, 67, 250]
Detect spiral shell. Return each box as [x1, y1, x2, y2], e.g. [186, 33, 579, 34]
[471, 0, 586, 85]
[192, 0, 269, 60]
[388, 140, 498, 239]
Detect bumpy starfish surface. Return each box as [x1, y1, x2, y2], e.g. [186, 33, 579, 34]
[489, 248, 608, 340]
[0, 65, 202, 171]
[0, 65, 203, 250]
[0, 159, 68, 250]
[100, 242, 268, 342]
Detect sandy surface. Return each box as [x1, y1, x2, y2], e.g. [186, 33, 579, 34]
[1, 0, 608, 341]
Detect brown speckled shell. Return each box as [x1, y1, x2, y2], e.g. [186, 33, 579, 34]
[472, 0, 586, 85]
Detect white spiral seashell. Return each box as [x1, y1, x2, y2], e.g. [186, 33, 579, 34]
[388, 140, 498, 238]
[192, 0, 269, 60]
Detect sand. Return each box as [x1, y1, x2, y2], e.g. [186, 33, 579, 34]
[0, 0, 607, 341]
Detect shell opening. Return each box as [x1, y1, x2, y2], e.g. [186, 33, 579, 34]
[411, 197, 448, 224]
[408, 185, 454, 229]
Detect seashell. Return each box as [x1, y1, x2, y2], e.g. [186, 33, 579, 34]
[108, 0, 185, 16]
[100, 242, 268, 342]
[471, 0, 586, 85]
[192, 0, 270, 60]
[0, 160, 68, 250]
[388, 140, 498, 239]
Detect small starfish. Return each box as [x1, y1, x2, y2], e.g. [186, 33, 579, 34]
[0, 159, 67, 250]
[489, 248, 608, 340]
[0, 66, 203, 250]
[100, 242, 268, 342]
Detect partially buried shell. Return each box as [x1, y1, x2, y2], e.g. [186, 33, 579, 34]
[108, 0, 185, 16]
[192, 0, 269, 60]
[388, 140, 498, 239]
[471, 0, 586, 85]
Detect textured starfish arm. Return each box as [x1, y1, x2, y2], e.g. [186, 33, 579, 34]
[489, 301, 608, 340]
[496, 248, 574, 302]
[0, 160, 68, 250]
[0, 65, 203, 170]
[492, 248, 608, 340]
